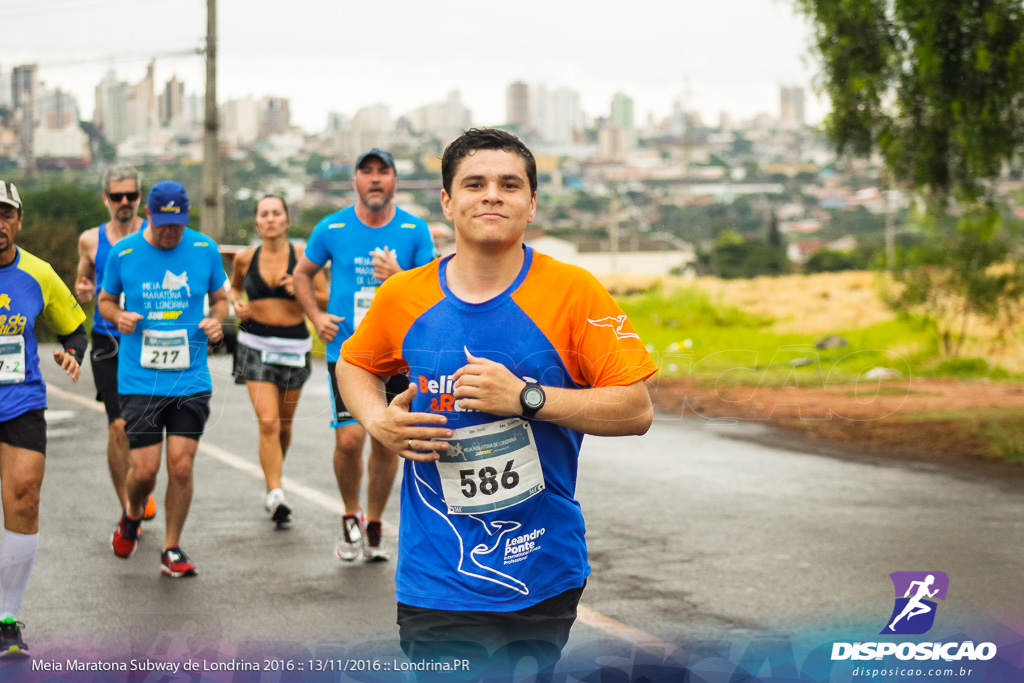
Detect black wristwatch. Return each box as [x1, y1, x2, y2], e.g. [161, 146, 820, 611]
[519, 381, 546, 419]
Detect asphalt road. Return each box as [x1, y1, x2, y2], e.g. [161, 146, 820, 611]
[13, 347, 1024, 679]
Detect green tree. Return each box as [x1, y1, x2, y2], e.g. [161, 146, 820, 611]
[805, 248, 867, 273]
[713, 231, 788, 279]
[18, 184, 109, 286]
[797, 0, 1024, 355]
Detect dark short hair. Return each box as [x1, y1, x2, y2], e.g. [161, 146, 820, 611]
[254, 194, 290, 220]
[441, 128, 537, 195]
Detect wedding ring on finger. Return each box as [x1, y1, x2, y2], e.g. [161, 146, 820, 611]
[407, 439, 413, 450]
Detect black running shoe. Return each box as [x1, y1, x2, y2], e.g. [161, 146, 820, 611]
[0, 619, 29, 658]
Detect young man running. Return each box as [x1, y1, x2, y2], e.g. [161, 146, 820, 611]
[337, 129, 657, 674]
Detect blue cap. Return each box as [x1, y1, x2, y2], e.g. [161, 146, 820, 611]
[147, 181, 190, 226]
[355, 148, 395, 171]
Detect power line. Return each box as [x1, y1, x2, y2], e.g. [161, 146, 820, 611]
[9, 48, 204, 70]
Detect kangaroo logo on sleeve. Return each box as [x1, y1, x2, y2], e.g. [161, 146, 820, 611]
[587, 315, 639, 340]
[881, 571, 949, 635]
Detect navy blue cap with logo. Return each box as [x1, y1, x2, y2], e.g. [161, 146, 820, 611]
[356, 148, 395, 171]
[147, 181, 190, 226]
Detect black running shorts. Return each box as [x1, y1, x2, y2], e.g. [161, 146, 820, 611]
[90, 332, 121, 424]
[0, 409, 47, 455]
[327, 361, 409, 428]
[396, 582, 585, 672]
[120, 393, 212, 449]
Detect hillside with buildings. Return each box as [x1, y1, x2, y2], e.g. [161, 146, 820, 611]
[2, 63, 1022, 279]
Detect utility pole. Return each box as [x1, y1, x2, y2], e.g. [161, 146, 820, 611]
[883, 169, 895, 272]
[201, 0, 222, 240]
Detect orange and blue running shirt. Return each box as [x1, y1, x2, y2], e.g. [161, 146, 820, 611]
[342, 246, 657, 612]
[0, 247, 86, 422]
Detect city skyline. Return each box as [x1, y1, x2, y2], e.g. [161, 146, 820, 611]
[3, 0, 826, 132]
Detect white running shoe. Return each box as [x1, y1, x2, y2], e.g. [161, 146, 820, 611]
[334, 513, 364, 561]
[264, 489, 291, 527]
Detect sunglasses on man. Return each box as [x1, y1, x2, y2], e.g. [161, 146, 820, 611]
[107, 192, 140, 203]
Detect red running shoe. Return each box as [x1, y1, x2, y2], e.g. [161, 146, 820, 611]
[160, 547, 198, 578]
[111, 512, 140, 558]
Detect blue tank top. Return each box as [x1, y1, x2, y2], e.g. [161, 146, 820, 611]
[93, 220, 147, 337]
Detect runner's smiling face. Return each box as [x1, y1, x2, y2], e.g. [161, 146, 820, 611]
[353, 157, 396, 212]
[104, 179, 141, 224]
[440, 149, 537, 251]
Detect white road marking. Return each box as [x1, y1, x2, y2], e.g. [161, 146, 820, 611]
[47, 383, 677, 655]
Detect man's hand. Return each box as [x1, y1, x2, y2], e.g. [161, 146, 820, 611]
[452, 351, 526, 417]
[75, 276, 95, 304]
[199, 317, 223, 343]
[117, 311, 144, 335]
[313, 311, 343, 343]
[371, 248, 402, 281]
[373, 384, 453, 462]
[52, 349, 81, 382]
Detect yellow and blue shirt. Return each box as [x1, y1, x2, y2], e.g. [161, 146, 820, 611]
[342, 247, 657, 612]
[0, 247, 85, 422]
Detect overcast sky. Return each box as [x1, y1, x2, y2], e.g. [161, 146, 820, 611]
[4, 0, 826, 132]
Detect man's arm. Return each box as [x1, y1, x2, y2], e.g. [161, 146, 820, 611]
[451, 352, 653, 436]
[75, 228, 99, 303]
[98, 290, 142, 334]
[54, 323, 86, 382]
[337, 360, 453, 462]
[228, 248, 254, 320]
[294, 244, 330, 309]
[293, 255, 342, 343]
[198, 286, 228, 344]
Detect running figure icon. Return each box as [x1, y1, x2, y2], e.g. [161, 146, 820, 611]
[888, 574, 939, 631]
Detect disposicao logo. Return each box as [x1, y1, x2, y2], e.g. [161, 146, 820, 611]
[882, 571, 948, 635]
[831, 571, 997, 663]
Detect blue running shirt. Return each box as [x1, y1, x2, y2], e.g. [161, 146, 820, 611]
[92, 220, 147, 337]
[304, 206, 437, 362]
[342, 248, 658, 611]
[101, 228, 227, 397]
[0, 248, 86, 421]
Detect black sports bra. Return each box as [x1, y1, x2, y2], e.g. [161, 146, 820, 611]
[243, 243, 298, 301]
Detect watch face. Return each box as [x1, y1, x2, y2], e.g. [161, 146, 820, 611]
[523, 385, 544, 409]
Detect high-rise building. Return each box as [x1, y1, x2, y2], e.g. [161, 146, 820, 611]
[530, 85, 582, 145]
[259, 96, 291, 137]
[222, 97, 260, 145]
[126, 62, 157, 139]
[0, 68, 11, 110]
[159, 76, 185, 127]
[610, 92, 635, 150]
[409, 90, 471, 141]
[506, 81, 530, 132]
[95, 70, 127, 144]
[780, 85, 806, 127]
[38, 88, 79, 129]
[11, 64, 38, 113]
